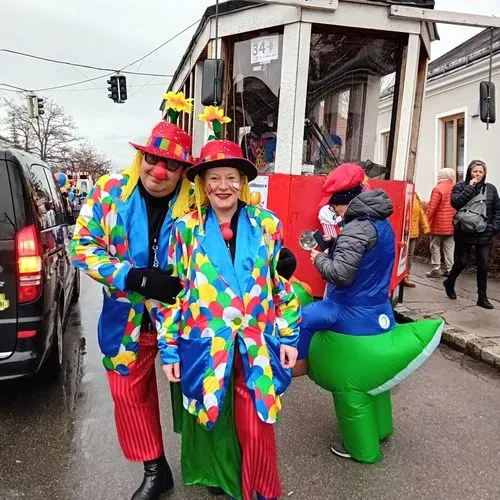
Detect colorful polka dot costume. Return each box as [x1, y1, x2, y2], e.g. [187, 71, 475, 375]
[151, 204, 301, 428]
[70, 147, 191, 375]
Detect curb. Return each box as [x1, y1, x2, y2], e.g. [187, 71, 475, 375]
[394, 306, 500, 371]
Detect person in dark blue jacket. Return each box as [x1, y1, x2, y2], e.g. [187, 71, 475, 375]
[298, 163, 395, 355]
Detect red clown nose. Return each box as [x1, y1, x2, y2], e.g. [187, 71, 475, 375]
[152, 166, 169, 180]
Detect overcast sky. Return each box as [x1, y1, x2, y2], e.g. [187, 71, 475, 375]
[1, 0, 499, 170]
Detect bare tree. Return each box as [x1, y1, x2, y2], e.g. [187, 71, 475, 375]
[65, 141, 111, 180]
[1, 97, 79, 169]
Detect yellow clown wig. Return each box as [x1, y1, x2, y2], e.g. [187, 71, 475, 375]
[121, 150, 194, 219]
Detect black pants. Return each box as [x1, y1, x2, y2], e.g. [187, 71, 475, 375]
[447, 239, 490, 295]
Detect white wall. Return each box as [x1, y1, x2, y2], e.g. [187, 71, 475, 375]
[375, 97, 393, 164]
[376, 54, 500, 200]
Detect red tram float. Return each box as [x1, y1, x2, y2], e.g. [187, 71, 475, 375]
[162, 0, 498, 299]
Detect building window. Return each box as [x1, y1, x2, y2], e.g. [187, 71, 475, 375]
[302, 27, 402, 175]
[441, 114, 465, 181]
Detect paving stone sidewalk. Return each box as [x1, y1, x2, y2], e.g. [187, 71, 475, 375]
[395, 260, 500, 370]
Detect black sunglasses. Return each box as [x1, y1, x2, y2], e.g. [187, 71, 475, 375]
[144, 152, 185, 172]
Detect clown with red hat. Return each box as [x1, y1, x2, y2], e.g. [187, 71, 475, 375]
[295, 163, 443, 464]
[71, 91, 196, 499]
[151, 106, 301, 500]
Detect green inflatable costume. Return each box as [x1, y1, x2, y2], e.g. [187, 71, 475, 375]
[308, 319, 444, 463]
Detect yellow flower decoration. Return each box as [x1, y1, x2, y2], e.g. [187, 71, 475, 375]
[163, 91, 193, 113]
[199, 106, 231, 139]
[198, 106, 231, 124]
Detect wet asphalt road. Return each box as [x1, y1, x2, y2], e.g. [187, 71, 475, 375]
[1, 276, 500, 500]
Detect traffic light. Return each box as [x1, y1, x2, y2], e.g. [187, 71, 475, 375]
[37, 98, 44, 116]
[26, 94, 44, 118]
[107, 76, 119, 102]
[118, 75, 127, 102]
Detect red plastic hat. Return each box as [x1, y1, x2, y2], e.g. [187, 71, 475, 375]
[319, 163, 366, 207]
[130, 121, 193, 166]
[186, 139, 258, 182]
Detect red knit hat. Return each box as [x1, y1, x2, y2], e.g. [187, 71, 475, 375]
[130, 121, 193, 166]
[319, 163, 366, 207]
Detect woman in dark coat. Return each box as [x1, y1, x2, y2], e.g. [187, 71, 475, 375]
[444, 160, 500, 309]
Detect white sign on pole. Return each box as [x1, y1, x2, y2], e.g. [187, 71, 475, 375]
[250, 35, 279, 65]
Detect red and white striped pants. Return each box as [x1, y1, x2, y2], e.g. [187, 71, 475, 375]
[234, 351, 282, 500]
[106, 331, 164, 462]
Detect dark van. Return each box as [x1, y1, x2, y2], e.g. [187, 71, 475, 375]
[0, 149, 79, 381]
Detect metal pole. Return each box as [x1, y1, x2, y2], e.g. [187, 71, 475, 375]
[487, 27, 493, 130]
[213, 0, 219, 107]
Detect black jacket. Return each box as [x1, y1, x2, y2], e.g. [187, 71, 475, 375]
[451, 179, 500, 246]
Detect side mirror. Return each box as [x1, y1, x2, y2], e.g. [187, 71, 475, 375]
[480, 81, 496, 124]
[201, 59, 224, 106]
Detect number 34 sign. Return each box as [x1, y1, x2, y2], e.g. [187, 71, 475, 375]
[250, 35, 279, 65]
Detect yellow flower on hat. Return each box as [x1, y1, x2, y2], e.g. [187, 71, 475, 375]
[163, 91, 193, 113]
[198, 106, 231, 124]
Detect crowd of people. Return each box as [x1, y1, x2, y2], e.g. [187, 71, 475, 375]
[405, 162, 500, 309]
[69, 94, 492, 500]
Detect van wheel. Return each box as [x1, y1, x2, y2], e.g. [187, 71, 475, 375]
[44, 311, 63, 379]
[71, 270, 80, 304]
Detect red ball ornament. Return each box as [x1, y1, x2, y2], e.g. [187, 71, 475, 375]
[220, 222, 234, 241]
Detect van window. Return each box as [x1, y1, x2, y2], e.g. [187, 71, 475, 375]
[0, 165, 16, 240]
[42, 167, 67, 225]
[26, 164, 60, 229]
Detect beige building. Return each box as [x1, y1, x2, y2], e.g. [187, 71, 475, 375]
[376, 28, 500, 199]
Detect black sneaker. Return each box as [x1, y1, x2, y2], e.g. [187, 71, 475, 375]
[330, 438, 351, 459]
[443, 279, 457, 300]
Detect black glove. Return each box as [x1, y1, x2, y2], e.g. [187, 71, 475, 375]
[126, 268, 182, 304]
[276, 247, 297, 280]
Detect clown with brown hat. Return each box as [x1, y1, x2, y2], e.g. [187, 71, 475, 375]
[71, 91, 195, 500]
[154, 106, 301, 500]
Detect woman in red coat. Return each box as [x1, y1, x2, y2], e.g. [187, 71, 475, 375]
[426, 168, 456, 278]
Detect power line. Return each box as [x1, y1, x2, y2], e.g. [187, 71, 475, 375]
[0, 80, 171, 94]
[0, 82, 28, 92]
[43, 83, 170, 93]
[0, 18, 200, 95]
[34, 73, 115, 92]
[0, 87, 21, 94]
[0, 17, 200, 86]
[0, 49, 173, 77]
[119, 18, 201, 71]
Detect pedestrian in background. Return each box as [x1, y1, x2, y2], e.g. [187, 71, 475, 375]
[426, 168, 456, 278]
[404, 193, 430, 287]
[444, 160, 500, 309]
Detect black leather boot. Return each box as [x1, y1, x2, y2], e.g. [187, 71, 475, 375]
[131, 455, 174, 500]
[443, 279, 457, 300]
[477, 295, 494, 310]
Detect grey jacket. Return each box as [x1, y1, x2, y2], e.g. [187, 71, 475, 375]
[315, 189, 394, 287]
